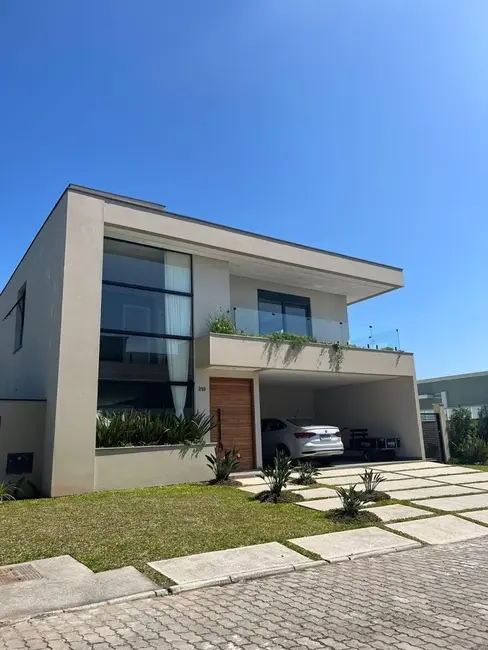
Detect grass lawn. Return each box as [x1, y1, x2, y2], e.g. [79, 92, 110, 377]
[0, 484, 375, 584]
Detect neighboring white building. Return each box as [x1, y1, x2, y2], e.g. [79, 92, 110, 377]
[0, 185, 424, 496]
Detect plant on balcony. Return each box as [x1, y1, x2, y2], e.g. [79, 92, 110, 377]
[206, 447, 240, 485]
[96, 410, 214, 448]
[359, 469, 390, 502]
[207, 311, 237, 335]
[328, 342, 345, 372]
[292, 461, 321, 485]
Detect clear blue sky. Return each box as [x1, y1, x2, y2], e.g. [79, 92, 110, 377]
[1, 0, 487, 379]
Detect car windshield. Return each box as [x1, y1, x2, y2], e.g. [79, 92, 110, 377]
[288, 419, 314, 427]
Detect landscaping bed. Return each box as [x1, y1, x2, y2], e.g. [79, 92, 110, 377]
[0, 484, 380, 585]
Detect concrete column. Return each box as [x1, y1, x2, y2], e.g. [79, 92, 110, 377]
[433, 402, 451, 462]
[47, 192, 105, 495]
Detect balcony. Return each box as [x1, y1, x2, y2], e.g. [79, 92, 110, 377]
[231, 306, 402, 351]
[194, 307, 412, 376]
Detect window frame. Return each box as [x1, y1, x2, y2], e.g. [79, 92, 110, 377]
[13, 284, 26, 353]
[257, 289, 312, 337]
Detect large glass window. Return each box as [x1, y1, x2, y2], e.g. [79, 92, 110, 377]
[258, 289, 311, 337]
[98, 238, 193, 416]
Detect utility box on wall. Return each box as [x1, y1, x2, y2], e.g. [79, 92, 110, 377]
[0, 400, 46, 489]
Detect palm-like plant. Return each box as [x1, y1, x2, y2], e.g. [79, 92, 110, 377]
[206, 448, 240, 483]
[360, 469, 387, 495]
[0, 479, 21, 502]
[260, 453, 293, 502]
[335, 485, 367, 517]
[294, 461, 320, 485]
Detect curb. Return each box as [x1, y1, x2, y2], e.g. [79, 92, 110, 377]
[168, 559, 329, 594]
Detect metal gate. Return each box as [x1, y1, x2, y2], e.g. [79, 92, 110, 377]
[421, 412, 446, 462]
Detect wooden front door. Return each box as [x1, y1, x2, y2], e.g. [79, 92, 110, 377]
[210, 378, 255, 470]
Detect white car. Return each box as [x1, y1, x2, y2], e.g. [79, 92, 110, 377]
[261, 418, 344, 461]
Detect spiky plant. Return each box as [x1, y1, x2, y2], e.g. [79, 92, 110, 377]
[206, 448, 240, 483]
[0, 479, 21, 502]
[335, 485, 368, 517]
[360, 469, 387, 494]
[259, 452, 294, 503]
[294, 461, 320, 485]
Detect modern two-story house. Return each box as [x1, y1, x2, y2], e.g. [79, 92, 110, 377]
[0, 186, 424, 496]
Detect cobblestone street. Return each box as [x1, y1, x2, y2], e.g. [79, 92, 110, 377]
[2, 539, 488, 650]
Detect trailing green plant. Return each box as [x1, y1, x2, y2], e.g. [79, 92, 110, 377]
[258, 452, 293, 503]
[0, 479, 22, 502]
[454, 432, 488, 465]
[206, 447, 240, 483]
[207, 311, 237, 335]
[96, 410, 214, 448]
[265, 332, 316, 346]
[334, 485, 368, 517]
[478, 405, 488, 442]
[328, 342, 344, 372]
[448, 406, 475, 451]
[294, 461, 321, 485]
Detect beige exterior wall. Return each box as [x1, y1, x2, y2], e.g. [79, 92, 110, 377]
[0, 400, 46, 488]
[196, 333, 416, 377]
[313, 376, 424, 458]
[94, 443, 216, 491]
[192, 256, 231, 338]
[229, 276, 348, 341]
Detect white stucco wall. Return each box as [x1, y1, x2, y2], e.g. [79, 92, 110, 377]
[229, 276, 349, 341]
[313, 376, 424, 458]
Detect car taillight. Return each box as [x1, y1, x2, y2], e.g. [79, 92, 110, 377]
[294, 432, 315, 439]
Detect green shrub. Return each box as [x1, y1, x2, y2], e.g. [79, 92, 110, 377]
[335, 485, 368, 517]
[455, 433, 488, 465]
[360, 469, 387, 495]
[206, 448, 240, 482]
[207, 311, 236, 334]
[0, 479, 21, 502]
[96, 410, 214, 448]
[478, 405, 488, 442]
[294, 461, 320, 485]
[258, 452, 293, 503]
[448, 406, 476, 450]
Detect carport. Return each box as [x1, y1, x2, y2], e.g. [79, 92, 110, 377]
[258, 370, 424, 462]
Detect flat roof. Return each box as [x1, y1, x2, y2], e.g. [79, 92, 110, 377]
[68, 184, 403, 273]
[418, 370, 488, 383]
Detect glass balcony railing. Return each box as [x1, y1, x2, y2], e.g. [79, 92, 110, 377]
[230, 306, 402, 351]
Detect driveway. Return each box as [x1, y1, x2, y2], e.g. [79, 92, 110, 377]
[2, 539, 488, 649]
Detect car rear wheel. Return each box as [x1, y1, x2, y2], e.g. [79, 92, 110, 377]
[275, 444, 290, 458]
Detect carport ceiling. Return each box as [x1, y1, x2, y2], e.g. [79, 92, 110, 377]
[259, 370, 395, 388]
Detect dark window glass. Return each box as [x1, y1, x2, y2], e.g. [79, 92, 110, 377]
[258, 289, 311, 337]
[97, 379, 193, 414]
[103, 239, 191, 293]
[99, 334, 192, 381]
[100, 285, 191, 337]
[14, 285, 26, 351]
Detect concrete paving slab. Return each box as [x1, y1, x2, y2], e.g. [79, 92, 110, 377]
[237, 476, 266, 486]
[296, 498, 344, 511]
[293, 487, 338, 500]
[317, 472, 400, 486]
[458, 509, 488, 525]
[412, 492, 488, 512]
[0, 556, 159, 623]
[394, 466, 480, 478]
[148, 542, 312, 585]
[367, 504, 433, 522]
[371, 462, 448, 472]
[316, 467, 369, 478]
[389, 484, 483, 500]
[429, 472, 488, 485]
[336, 478, 439, 492]
[464, 481, 488, 491]
[387, 514, 488, 545]
[290, 527, 420, 562]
